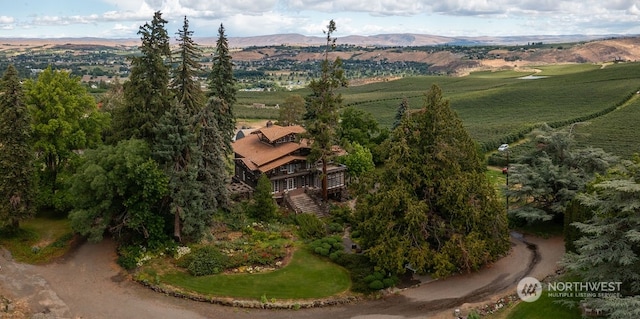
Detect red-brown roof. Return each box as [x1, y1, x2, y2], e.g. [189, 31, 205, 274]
[253, 125, 306, 143]
[233, 124, 310, 173]
[260, 155, 307, 173]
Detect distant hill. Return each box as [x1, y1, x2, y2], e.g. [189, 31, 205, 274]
[0, 33, 625, 48]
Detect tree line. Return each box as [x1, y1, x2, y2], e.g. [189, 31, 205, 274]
[0, 12, 236, 248]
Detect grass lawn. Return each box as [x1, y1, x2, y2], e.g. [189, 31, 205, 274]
[501, 294, 582, 319]
[0, 216, 74, 264]
[161, 248, 351, 300]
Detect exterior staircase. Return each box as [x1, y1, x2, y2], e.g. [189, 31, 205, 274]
[288, 192, 326, 218]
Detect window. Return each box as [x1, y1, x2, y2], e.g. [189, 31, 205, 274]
[272, 180, 279, 193]
[287, 178, 296, 190]
[288, 163, 295, 174]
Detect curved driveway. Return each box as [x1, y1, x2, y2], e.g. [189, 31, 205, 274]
[0, 234, 563, 319]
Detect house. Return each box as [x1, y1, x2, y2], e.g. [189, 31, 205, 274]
[232, 122, 347, 200]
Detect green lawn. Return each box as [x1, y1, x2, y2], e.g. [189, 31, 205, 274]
[161, 248, 351, 300]
[0, 216, 74, 264]
[505, 293, 582, 319]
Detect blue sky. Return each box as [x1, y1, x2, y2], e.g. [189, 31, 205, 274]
[2, 0, 640, 38]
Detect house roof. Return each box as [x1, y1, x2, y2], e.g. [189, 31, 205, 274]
[253, 125, 306, 143]
[233, 124, 311, 174]
[260, 155, 307, 173]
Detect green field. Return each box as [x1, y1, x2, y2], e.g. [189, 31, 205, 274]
[237, 62, 640, 158]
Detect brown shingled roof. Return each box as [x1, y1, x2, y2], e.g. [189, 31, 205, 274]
[253, 125, 306, 143]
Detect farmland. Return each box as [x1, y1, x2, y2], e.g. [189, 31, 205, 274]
[238, 62, 640, 158]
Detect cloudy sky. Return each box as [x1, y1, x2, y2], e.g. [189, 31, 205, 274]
[2, 0, 640, 39]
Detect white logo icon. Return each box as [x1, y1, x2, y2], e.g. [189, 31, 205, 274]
[517, 277, 542, 302]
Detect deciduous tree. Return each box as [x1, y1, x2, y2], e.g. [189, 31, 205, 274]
[68, 139, 168, 244]
[24, 66, 108, 210]
[354, 84, 509, 277]
[0, 65, 35, 231]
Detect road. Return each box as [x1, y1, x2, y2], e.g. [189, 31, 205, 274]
[0, 234, 564, 319]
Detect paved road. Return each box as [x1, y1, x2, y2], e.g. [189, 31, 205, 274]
[0, 234, 564, 319]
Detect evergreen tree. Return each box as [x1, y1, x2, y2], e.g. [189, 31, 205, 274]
[304, 20, 348, 200]
[393, 97, 409, 130]
[113, 11, 172, 143]
[562, 157, 640, 318]
[508, 124, 618, 222]
[207, 23, 237, 155]
[172, 16, 204, 117]
[153, 101, 203, 242]
[24, 66, 109, 210]
[354, 84, 509, 277]
[0, 65, 35, 231]
[196, 97, 230, 213]
[250, 174, 279, 221]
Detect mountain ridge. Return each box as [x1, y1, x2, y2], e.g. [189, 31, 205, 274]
[0, 33, 628, 48]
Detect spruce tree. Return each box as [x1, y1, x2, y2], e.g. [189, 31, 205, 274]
[354, 84, 510, 277]
[171, 16, 204, 117]
[114, 11, 172, 143]
[207, 23, 237, 155]
[153, 101, 203, 242]
[304, 19, 348, 200]
[0, 65, 35, 231]
[196, 97, 230, 213]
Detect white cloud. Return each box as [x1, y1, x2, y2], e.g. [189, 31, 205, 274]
[0, 16, 15, 24]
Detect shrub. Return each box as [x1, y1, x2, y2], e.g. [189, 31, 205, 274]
[117, 245, 144, 270]
[184, 246, 229, 276]
[295, 213, 326, 240]
[369, 280, 385, 290]
[309, 236, 344, 258]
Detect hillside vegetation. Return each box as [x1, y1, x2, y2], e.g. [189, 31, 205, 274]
[239, 62, 640, 157]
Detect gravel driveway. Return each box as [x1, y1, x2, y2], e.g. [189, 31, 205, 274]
[0, 234, 564, 319]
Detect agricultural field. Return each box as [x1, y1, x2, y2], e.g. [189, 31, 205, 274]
[238, 62, 640, 158]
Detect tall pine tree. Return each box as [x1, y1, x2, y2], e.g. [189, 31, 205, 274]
[354, 84, 509, 277]
[304, 19, 348, 200]
[171, 16, 204, 117]
[113, 11, 172, 143]
[207, 24, 237, 155]
[0, 65, 35, 231]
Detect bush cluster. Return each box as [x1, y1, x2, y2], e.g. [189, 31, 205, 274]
[177, 246, 229, 276]
[309, 236, 344, 260]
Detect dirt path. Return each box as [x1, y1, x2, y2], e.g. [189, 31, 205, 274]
[0, 234, 564, 319]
